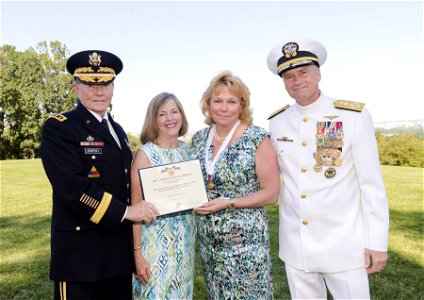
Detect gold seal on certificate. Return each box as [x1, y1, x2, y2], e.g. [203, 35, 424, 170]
[138, 159, 209, 216]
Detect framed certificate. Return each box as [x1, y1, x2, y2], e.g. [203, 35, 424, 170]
[138, 159, 209, 216]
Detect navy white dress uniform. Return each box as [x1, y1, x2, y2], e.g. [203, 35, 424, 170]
[267, 39, 389, 299]
[40, 50, 133, 299]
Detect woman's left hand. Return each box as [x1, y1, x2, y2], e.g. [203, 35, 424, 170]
[194, 198, 231, 214]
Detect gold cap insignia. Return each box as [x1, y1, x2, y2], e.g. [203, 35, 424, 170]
[89, 52, 101, 66]
[282, 42, 299, 58]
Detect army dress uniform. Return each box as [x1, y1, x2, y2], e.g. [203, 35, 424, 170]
[269, 94, 389, 273]
[39, 50, 134, 299]
[40, 102, 133, 282]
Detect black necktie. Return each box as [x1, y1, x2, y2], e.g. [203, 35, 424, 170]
[101, 118, 108, 129]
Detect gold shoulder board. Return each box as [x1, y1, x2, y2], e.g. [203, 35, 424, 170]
[333, 100, 365, 112]
[46, 113, 68, 122]
[268, 104, 290, 120]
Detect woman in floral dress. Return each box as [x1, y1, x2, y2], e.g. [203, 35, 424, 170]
[131, 92, 195, 299]
[192, 71, 281, 299]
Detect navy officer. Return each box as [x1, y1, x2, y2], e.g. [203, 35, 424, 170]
[40, 50, 159, 300]
[267, 39, 389, 299]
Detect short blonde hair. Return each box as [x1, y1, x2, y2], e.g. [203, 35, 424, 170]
[200, 71, 253, 126]
[140, 92, 188, 144]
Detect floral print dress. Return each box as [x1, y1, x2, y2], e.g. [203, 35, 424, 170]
[132, 141, 196, 300]
[191, 125, 274, 300]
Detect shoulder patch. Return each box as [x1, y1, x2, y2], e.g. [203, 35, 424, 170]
[333, 100, 365, 112]
[46, 113, 68, 122]
[268, 104, 290, 120]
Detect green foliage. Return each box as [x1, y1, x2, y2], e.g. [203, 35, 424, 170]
[1, 160, 423, 299]
[127, 132, 142, 155]
[0, 42, 76, 160]
[376, 132, 424, 167]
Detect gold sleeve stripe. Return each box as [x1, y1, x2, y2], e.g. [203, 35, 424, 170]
[80, 194, 89, 203]
[89, 198, 99, 209]
[59, 281, 67, 300]
[90, 192, 112, 224]
[80, 194, 100, 209]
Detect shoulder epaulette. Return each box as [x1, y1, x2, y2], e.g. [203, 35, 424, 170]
[46, 113, 68, 122]
[333, 100, 365, 112]
[268, 104, 289, 120]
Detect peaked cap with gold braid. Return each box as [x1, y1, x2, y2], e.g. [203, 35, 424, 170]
[66, 50, 123, 85]
[267, 39, 327, 76]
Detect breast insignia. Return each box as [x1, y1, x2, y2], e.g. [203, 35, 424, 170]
[268, 104, 289, 120]
[333, 100, 365, 112]
[46, 113, 68, 122]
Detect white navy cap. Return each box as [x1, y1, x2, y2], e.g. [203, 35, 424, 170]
[267, 39, 327, 76]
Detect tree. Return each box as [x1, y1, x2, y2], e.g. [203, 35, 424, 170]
[376, 132, 424, 168]
[0, 41, 76, 159]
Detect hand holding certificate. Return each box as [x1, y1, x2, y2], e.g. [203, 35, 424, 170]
[138, 159, 209, 216]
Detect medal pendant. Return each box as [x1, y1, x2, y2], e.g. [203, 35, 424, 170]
[324, 167, 336, 179]
[207, 181, 216, 190]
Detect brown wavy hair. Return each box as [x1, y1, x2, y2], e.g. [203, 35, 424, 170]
[140, 92, 188, 144]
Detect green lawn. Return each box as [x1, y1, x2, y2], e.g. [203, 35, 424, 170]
[1, 160, 423, 299]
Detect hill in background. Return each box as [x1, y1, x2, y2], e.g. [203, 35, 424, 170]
[375, 119, 423, 137]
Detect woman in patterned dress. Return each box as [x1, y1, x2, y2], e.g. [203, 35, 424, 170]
[192, 71, 281, 299]
[131, 92, 195, 299]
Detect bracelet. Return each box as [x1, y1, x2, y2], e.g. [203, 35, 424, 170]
[229, 199, 236, 210]
[133, 244, 142, 251]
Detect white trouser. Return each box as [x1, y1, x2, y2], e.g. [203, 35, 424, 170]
[285, 264, 370, 300]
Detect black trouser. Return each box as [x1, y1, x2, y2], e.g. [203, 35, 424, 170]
[54, 274, 132, 300]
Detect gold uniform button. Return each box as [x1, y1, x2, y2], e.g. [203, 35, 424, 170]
[301, 167, 307, 173]
[302, 141, 307, 147]
[302, 117, 308, 123]
[76, 226, 81, 231]
[91, 155, 96, 160]
[302, 220, 309, 225]
[127, 183, 130, 189]
[300, 193, 307, 199]
[125, 169, 128, 174]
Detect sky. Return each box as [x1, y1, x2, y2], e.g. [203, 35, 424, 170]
[1, 0, 423, 134]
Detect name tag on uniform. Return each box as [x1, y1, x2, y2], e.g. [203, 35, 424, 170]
[277, 136, 294, 142]
[85, 148, 102, 154]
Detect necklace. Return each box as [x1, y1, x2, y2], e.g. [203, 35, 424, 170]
[205, 120, 240, 190]
[213, 129, 227, 143]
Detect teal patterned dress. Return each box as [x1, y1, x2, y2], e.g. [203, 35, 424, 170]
[132, 141, 196, 300]
[191, 125, 274, 300]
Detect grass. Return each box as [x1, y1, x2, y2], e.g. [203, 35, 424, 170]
[1, 160, 423, 299]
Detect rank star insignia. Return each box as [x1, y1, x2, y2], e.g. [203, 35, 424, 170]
[323, 115, 339, 120]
